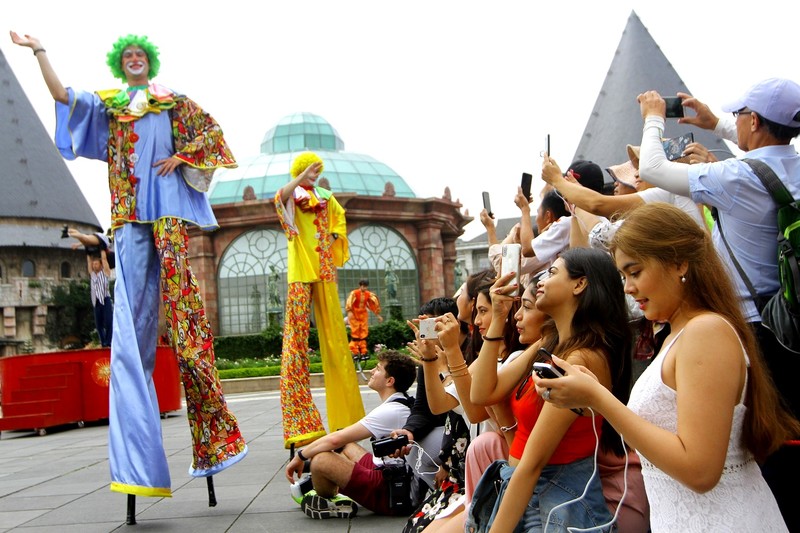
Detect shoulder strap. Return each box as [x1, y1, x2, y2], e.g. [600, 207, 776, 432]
[392, 393, 414, 409]
[742, 158, 793, 207]
[714, 159, 795, 312]
[712, 207, 763, 309]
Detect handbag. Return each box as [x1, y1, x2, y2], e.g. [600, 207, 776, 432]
[464, 460, 509, 533]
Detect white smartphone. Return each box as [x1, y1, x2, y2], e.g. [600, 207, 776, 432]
[418, 317, 438, 339]
[500, 243, 522, 290]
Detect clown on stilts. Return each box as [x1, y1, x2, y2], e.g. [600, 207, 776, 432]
[10, 31, 248, 500]
[275, 152, 365, 448]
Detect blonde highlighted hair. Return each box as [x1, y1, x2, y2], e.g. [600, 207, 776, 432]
[610, 202, 800, 461]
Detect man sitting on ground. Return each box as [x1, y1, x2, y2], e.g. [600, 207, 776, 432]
[285, 349, 417, 518]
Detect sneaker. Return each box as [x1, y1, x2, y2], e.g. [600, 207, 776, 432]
[290, 475, 314, 504]
[301, 490, 358, 519]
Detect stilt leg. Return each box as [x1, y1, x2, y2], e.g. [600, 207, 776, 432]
[207, 476, 217, 507]
[126, 494, 136, 525]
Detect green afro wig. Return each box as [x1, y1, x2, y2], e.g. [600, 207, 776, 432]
[290, 152, 324, 178]
[106, 34, 160, 82]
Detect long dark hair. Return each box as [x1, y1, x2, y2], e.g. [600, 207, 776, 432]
[464, 268, 523, 364]
[539, 248, 633, 457]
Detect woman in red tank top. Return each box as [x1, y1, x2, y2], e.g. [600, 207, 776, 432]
[469, 248, 632, 532]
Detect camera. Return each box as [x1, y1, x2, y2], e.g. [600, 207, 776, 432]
[383, 462, 413, 511]
[664, 96, 684, 118]
[662, 132, 694, 161]
[371, 434, 409, 457]
[418, 318, 438, 340]
[501, 243, 522, 291]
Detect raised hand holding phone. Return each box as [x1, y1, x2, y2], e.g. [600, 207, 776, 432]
[521, 172, 533, 201]
[482, 191, 493, 218]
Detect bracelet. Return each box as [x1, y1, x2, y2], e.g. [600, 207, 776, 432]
[447, 362, 468, 372]
[482, 335, 504, 341]
[451, 370, 470, 378]
[419, 355, 438, 362]
[33, 48, 46, 56]
[500, 421, 518, 432]
[296, 449, 308, 461]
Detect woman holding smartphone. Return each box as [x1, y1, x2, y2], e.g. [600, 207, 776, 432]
[468, 247, 632, 532]
[537, 203, 798, 532]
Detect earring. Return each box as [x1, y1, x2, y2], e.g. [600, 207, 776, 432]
[680, 275, 686, 283]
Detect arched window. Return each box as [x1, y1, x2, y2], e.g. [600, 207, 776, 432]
[60, 261, 72, 279]
[22, 259, 36, 277]
[217, 229, 287, 335]
[340, 225, 418, 321]
[217, 225, 419, 336]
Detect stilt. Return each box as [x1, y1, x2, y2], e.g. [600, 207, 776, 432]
[126, 494, 136, 525]
[206, 476, 217, 507]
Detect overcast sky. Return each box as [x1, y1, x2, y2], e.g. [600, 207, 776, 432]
[5, 1, 799, 239]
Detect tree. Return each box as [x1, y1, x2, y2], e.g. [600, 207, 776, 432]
[45, 279, 96, 348]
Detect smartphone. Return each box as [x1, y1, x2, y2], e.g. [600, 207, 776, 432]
[664, 96, 684, 118]
[500, 243, 522, 290]
[544, 134, 550, 156]
[482, 191, 493, 218]
[521, 172, 533, 201]
[662, 132, 694, 161]
[418, 317, 438, 339]
[533, 362, 564, 380]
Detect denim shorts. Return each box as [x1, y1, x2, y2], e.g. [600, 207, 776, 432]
[466, 457, 613, 532]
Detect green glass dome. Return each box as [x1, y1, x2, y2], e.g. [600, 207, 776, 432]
[208, 112, 415, 204]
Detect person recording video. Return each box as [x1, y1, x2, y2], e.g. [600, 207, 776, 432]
[285, 350, 419, 519]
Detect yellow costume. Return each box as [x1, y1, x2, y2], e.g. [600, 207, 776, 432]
[275, 159, 365, 448]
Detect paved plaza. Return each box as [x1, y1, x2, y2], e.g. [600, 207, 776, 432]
[0, 384, 409, 532]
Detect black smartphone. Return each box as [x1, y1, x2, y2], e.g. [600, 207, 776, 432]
[664, 96, 684, 118]
[536, 347, 565, 374]
[521, 172, 533, 200]
[482, 191, 493, 218]
[545, 134, 550, 156]
[371, 434, 409, 457]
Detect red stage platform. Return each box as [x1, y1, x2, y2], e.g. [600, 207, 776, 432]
[0, 346, 181, 435]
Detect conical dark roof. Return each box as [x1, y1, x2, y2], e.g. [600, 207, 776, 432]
[0, 48, 100, 227]
[572, 11, 732, 175]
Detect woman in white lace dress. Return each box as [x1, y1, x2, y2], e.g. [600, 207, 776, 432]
[535, 203, 799, 532]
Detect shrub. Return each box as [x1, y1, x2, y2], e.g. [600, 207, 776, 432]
[367, 319, 414, 349]
[214, 318, 411, 360]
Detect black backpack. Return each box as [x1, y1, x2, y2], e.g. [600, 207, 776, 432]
[715, 158, 800, 353]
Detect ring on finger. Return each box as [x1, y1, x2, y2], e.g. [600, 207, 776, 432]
[542, 388, 551, 401]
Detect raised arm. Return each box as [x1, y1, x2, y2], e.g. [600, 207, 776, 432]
[515, 187, 536, 257]
[279, 162, 322, 204]
[100, 249, 111, 276]
[470, 274, 534, 405]
[480, 209, 499, 245]
[537, 314, 744, 493]
[542, 156, 643, 218]
[9, 32, 68, 104]
[637, 91, 692, 196]
[436, 313, 489, 423]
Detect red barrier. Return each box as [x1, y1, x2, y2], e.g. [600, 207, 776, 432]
[0, 346, 181, 435]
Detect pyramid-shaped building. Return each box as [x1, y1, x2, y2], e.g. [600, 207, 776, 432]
[573, 11, 731, 172]
[1, 47, 102, 353]
[458, 10, 733, 274]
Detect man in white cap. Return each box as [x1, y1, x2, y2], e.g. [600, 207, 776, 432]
[636, 78, 800, 530]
